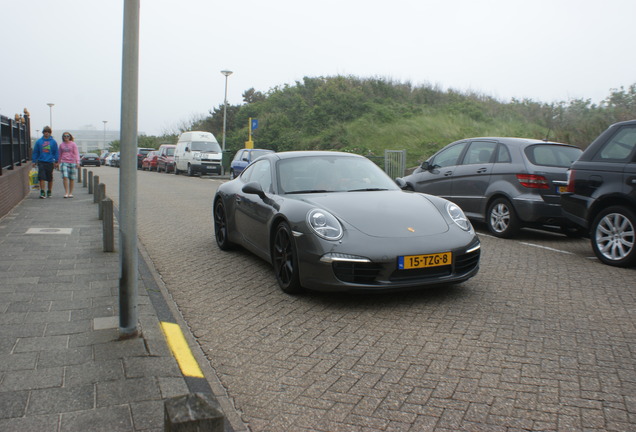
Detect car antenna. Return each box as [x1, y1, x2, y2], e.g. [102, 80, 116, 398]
[544, 128, 551, 142]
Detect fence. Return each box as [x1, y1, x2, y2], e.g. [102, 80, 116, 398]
[0, 110, 31, 175]
[0, 110, 32, 219]
[384, 149, 406, 180]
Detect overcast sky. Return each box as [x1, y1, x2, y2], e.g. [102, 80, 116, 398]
[3, 0, 635, 137]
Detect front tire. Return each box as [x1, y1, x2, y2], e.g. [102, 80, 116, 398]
[487, 197, 520, 238]
[272, 222, 302, 294]
[591, 206, 636, 267]
[213, 200, 233, 251]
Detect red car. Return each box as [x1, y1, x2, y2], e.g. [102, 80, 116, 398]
[141, 151, 159, 171]
[156, 144, 176, 173]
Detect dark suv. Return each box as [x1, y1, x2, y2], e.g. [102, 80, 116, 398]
[399, 137, 582, 238]
[561, 120, 636, 267]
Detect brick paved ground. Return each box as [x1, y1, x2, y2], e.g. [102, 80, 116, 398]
[98, 167, 636, 432]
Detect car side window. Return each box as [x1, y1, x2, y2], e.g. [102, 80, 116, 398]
[462, 141, 497, 165]
[432, 142, 467, 168]
[495, 144, 512, 163]
[596, 126, 636, 162]
[242, 159, 272, 192]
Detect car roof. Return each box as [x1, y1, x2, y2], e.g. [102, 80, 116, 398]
[269, 151, 365, 161]
[456, 137, 576, 147]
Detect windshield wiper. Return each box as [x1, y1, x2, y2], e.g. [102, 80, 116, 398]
[286, 189, 331, 194]
[347, 188, 389, 192]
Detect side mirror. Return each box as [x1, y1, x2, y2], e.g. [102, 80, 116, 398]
[420, 161, 430, 171]
[185, 147, 190, 152]
[394, 178, 407, 189]
[242, 181, 266, 198]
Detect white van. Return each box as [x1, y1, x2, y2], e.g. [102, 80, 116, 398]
[174, 131, 223, 176]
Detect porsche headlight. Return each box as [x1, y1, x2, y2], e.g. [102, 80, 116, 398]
[307, 209, 343, 240]
[447, 202, 471, 231]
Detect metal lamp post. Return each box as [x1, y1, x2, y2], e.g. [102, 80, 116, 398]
[220, 70, 233, 152]
[102, 120, 108, 149]
[46, 103, 54, 129]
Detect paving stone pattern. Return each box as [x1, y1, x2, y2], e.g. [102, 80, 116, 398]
[0, 179, 187, 432]
[89, 168, 636, 431]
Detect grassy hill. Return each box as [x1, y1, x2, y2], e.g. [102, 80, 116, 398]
[179, 76, 636, 168]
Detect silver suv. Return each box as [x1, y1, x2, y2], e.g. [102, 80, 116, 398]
[398, 137, 582, 238]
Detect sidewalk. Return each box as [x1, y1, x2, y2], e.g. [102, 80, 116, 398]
[0, 175, 243, 432]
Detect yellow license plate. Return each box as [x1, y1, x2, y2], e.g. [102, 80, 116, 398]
[398, 252, 452, 270]
[558, 186, 568, 194]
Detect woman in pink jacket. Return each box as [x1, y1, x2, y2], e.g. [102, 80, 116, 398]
[59, 132, 80, 198]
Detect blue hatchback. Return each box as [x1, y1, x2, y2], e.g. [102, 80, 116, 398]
[229, 148, 274, 179]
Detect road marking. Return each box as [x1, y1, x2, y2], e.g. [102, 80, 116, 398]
[520, 242, 574, 254]
[160, 322, 205, 378]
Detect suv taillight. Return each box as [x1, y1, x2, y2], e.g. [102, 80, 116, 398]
[566, 169, 575, 193]
[516, 174, 549, 189]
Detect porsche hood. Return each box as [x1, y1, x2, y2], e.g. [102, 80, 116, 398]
[299, 191, 451, 237]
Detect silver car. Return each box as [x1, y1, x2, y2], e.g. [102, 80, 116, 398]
[398, 137, 583, 238]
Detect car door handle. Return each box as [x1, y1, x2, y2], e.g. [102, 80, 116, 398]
[628, 177, 636, 185]
[444, 171, 453, 177]
[476, 168, 488, 174]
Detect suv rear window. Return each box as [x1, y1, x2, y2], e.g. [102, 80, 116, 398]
[596, 126, 636, 162]
[524, 144, 582, 167]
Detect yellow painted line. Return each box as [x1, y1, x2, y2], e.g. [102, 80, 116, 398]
[160, 322, 204, 378]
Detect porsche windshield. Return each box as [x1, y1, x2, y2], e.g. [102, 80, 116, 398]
[191, 141, 221, 153]
[278, 155, 400, 194]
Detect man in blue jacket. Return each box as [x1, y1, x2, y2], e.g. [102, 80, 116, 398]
[32, 126, 59, 199]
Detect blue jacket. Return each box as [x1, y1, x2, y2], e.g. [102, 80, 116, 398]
[32, 137, 59, 164]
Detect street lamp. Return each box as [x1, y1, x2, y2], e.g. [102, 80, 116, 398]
[102, 120, 108, 149]
[220, 70, 233, 152]
[46, 103, 55, 129]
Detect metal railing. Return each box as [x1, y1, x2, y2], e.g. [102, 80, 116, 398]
[384, 149, 406, 180]
[0, 110, 31, 175]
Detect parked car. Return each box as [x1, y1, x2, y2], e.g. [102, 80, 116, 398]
[397, 137, 583, 238]
[137, 147, 154, 169]
[99, 151, 110, 165]
[141, 151, 159, 171]
[561, 119, 636, 267]
[109, 152, 120, 168]
[156, 144, 176, 173]
[80, 153, 101, 167]
[230, 148, 275, 179]
[213, 151, 480, 293]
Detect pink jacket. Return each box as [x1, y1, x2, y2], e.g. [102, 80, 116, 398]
[59, 141, 80, 164]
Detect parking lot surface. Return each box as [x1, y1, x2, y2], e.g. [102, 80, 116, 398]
[97, 167, 636, 431]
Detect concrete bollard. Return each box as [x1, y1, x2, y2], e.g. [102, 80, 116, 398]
[82, 168, 88, 187]
[77, 166, 82, 183]
[97, 184, 106, 220]
[102, 198, 114, 252]
[93, 175, 100, 203]
[88, 171, 93, 193]
[164, 393, 225, 432]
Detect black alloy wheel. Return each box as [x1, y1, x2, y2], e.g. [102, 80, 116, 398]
[213, 200, 233, 251]
[591, 206, 636, 267]
[272, 222, 302, 294]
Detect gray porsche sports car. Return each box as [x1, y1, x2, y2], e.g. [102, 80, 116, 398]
[213, 151, 481, 293]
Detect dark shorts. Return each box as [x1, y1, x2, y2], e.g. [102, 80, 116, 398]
[37, 162, 54, 182]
